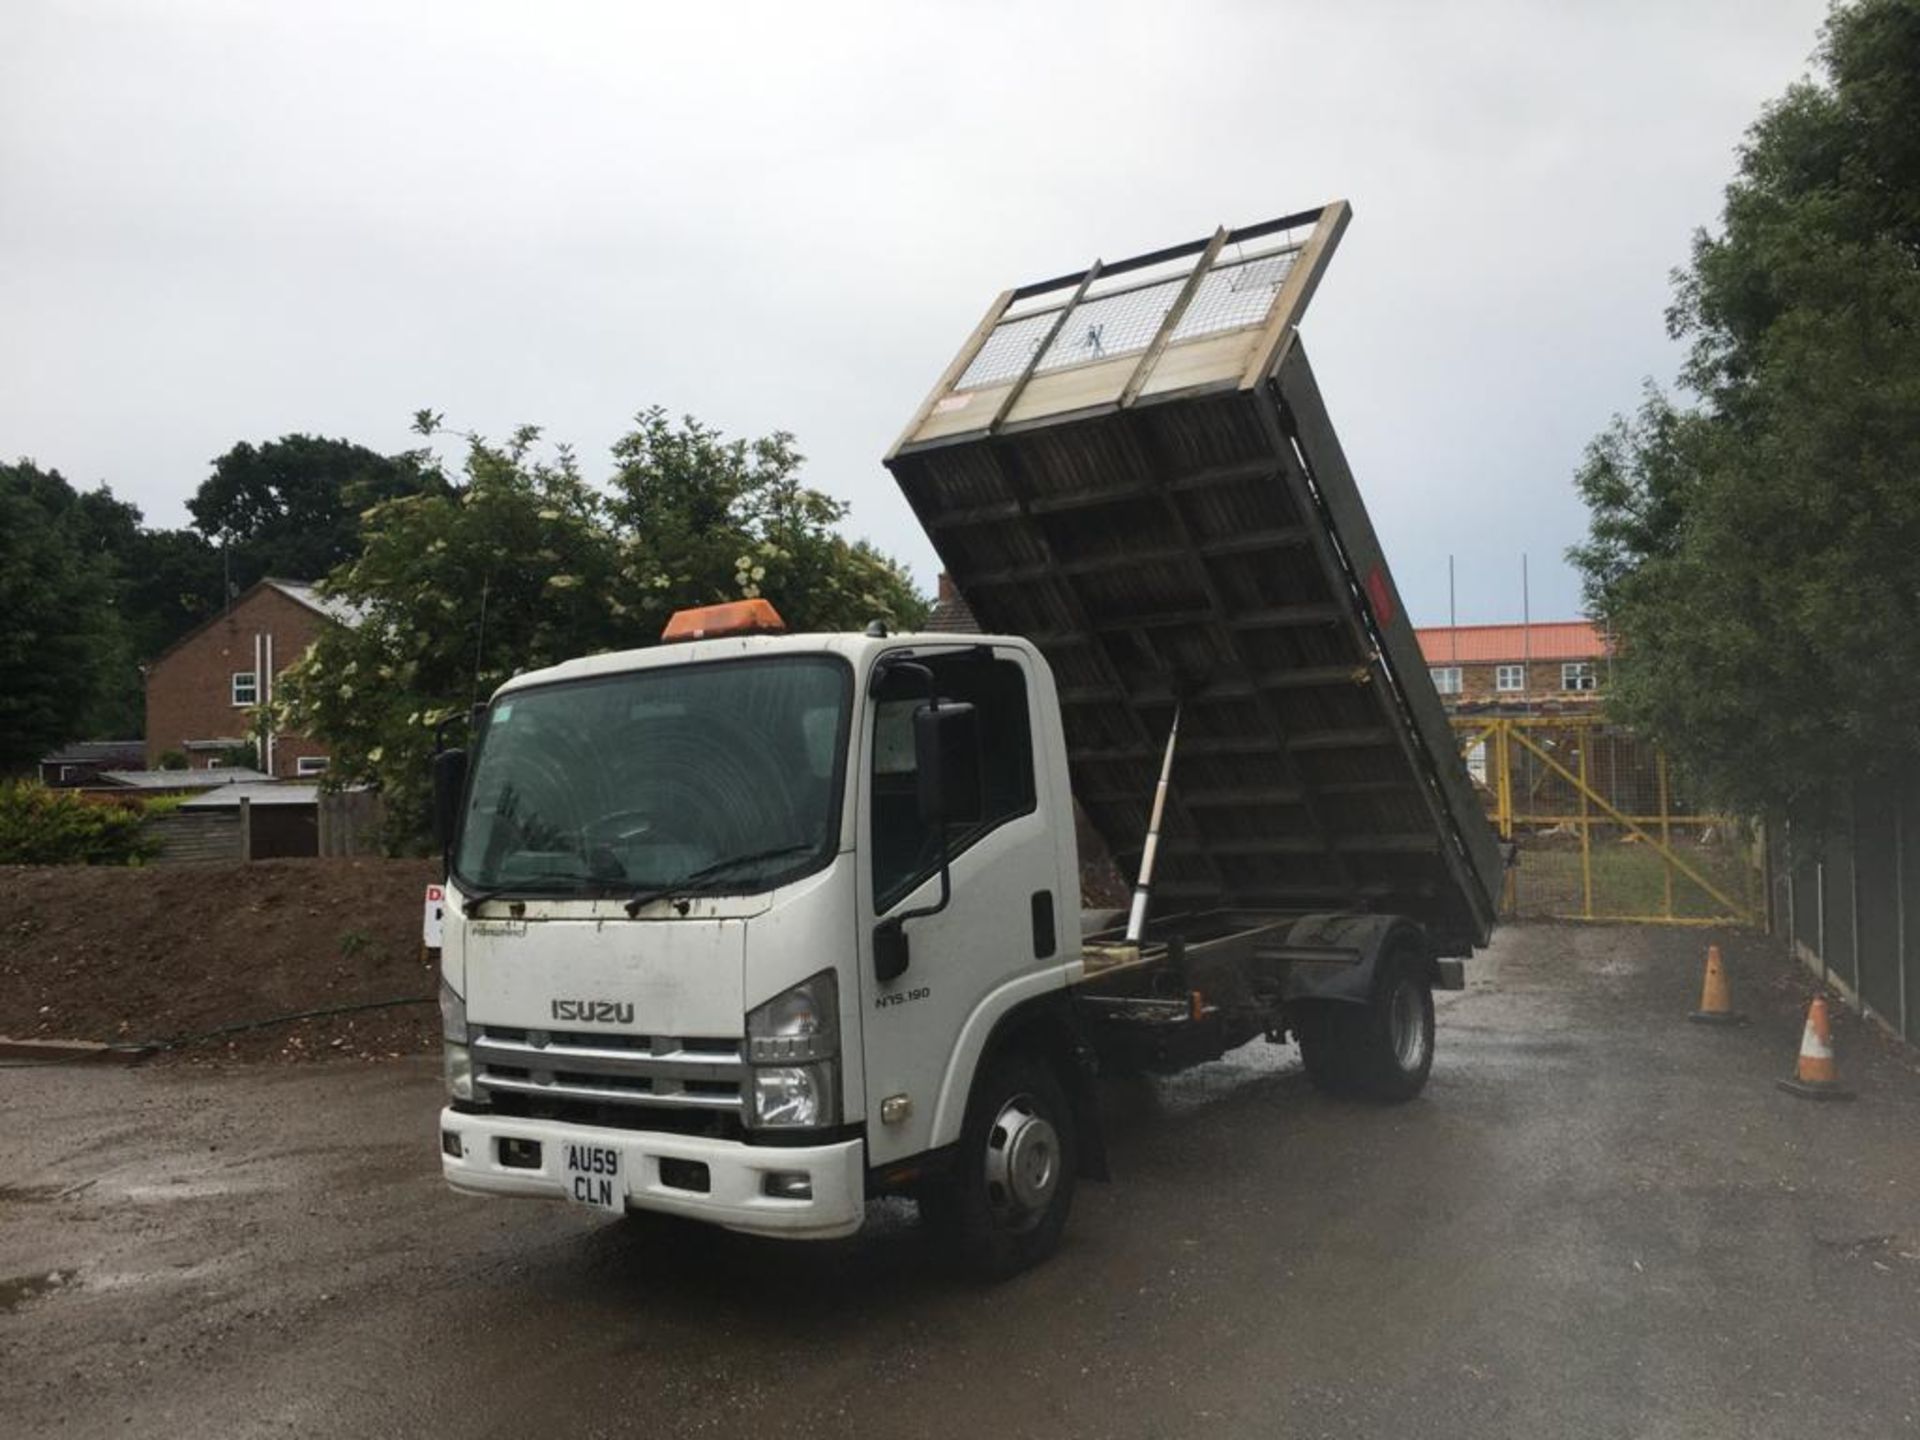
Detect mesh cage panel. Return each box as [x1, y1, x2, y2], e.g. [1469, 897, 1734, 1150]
[1171, 249, 1299, 342]
[952, 245, 1302, 392]
[955, 311, 1058, 390]
[1032, 277, 1185, 375]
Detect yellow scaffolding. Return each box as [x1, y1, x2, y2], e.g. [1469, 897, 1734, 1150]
[1451, 716, 1760, 926]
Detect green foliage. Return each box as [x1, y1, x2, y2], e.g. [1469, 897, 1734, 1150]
[1570, 0, 1920, 818]
[155, 750, 189, 771]
[0, 783, 163, 865]
[279, 410, 928, 847]
[603, 408, 928, 636]
[215, 740, 261, 771]
[189, 434, 428, 586]
[0, 460, 229, 749]
[117, 528, 224, 668]
[0, 463, 125, 768]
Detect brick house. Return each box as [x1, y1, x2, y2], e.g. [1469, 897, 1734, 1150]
[143, 579, 358, 779]
[1414, 621, 1612, 713]
[926, 573, 981, 634]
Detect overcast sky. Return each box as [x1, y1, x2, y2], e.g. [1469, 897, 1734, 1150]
[2, 0, 1831, 625]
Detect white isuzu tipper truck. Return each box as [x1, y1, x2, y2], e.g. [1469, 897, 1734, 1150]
[433, 203, 1503, 1276]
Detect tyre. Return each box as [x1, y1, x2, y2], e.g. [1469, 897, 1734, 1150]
[919, 1052, 1078, 1280]
[1297, 950, 1435, 1103]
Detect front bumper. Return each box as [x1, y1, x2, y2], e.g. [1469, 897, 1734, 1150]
[438, 1108, 866, 1240]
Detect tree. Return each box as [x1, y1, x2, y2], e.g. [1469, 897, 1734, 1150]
[53, 478, 225, 729]
[279, 411, 927, 846]
[0, 461, 227, 739]
[189, 434, 426, 587]
[0, 462, 124, 768]
[116, 527, 225, 667]
[602, 407, 928, 638]
[1569, 0, 1920, 817]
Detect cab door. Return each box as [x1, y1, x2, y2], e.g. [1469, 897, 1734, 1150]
[854, 644, 1068, 1168]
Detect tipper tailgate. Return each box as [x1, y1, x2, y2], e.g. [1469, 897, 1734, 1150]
[884, 203, 1502, 953]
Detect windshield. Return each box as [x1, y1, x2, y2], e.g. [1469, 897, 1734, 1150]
[452, 655, 851, 899]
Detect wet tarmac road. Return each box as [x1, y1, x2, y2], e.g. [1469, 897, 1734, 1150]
[5, 923, 1919, 1439]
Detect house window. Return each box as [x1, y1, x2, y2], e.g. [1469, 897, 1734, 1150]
[1562, 662, 1597, 692]
[232, 671, 258, 706]
[296, 756, 330, 777]
[1429, 666, 1462, 696]
[1496, 664, 1526, 693]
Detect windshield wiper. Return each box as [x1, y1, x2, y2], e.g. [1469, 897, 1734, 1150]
[453, 878, 587, 912]
[622, 843, 818, 918]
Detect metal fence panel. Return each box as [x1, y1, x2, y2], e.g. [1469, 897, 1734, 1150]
[1825, 811, 1857, 995]
[1852, 779, 1902, 1026]
[1780, 768, 1917, 1047]
[1788, 823, 1821, 957]
[1900, 770, 1919, 1044]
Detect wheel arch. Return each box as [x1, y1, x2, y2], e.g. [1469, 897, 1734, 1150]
[930, 987, 1109, 1182]
[1278, 913, 1436, 1008]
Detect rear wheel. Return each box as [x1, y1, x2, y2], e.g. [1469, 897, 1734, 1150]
[1297, 951, 1435, 1103]
[919, 1052, 1077, 1280]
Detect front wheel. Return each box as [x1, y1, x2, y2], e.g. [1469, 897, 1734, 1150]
[919, 1053, 1078, 1280]
[1297, 953, 1435, 1103]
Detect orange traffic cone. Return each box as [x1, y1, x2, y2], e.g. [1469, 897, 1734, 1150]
[1776, 996, 1855, 1101]
[1688, 943, 1744, 1025]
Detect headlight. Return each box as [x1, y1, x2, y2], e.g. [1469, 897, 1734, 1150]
[440, 980, 472, 1100]
[444, 1041, 473, 1101]
[752, 1064, 836, 1129]
[439, 978, 468, 1043]
[746, 972, 839, 1128]
[746, 970, 837, 1064]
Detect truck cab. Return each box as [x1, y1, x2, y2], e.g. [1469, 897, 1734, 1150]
[437, 617, 1086, 1260]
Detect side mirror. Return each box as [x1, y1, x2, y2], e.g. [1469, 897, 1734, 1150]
[913, 701, 982, 826]
[431, 748, 468, 856]
[873, 918, 910, 983]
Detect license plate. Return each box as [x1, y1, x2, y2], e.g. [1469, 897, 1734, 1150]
[562, 1142, 624, 1214]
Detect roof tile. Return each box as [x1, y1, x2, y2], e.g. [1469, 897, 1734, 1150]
[1415, 621, 1610, 665]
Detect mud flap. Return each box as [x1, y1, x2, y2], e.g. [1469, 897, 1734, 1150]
[1064, 1043, 1111, 1182]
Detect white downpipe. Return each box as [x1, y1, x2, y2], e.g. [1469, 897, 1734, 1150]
[251, 631, 263, 770]
[264, 632, 275, 776]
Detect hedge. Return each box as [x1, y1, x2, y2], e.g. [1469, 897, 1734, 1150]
[0, 783, 166, 866]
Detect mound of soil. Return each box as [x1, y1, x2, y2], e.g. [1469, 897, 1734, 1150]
[2, 838, 1132, 1069]
[0, 858, 441, 1065]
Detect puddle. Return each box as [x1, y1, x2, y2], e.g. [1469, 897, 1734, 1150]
[0, 1184, 65, 1205]
[0, 1270, 75, 1314]
[1150, 1042, 1300, 1116]
[83, 1258, 229, 1293]
[112, 1174, 273, 1203]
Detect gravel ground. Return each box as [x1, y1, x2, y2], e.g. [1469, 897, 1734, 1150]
[3, 922, 1918, 1440]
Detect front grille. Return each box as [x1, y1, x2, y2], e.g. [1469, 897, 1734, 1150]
[471, 1028, 745, 1116]
[481, 1090, 744, 1140]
